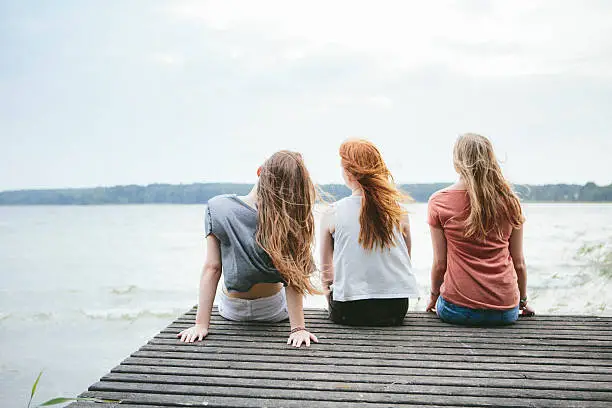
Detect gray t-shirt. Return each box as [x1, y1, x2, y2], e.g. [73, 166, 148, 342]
[204, 194, 285, 292]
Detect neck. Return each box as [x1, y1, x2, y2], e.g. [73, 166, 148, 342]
[246, 182, 258, 203]
[455, 178, 467, 189]
[350, 185, 363, 196]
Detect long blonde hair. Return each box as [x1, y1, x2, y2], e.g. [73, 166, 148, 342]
[453, 133, 524, 239]
[255, 151, 319, 295]
[340, 139, 411, 251]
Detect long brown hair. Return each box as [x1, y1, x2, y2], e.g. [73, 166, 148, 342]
[453, 133, 524, 239]
[339, 139, 410, 251]
[255, 151, 319, 295]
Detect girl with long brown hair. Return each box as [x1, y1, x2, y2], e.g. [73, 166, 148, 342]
[178, 151, 319, 347]
[320, 139, 419, 326]
[426, 133, 535, 325]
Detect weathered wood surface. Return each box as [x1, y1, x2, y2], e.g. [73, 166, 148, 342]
[69, 307, 612, 407]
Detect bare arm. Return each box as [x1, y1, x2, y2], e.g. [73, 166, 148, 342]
[195, 235, 223, 327]
[178, 235, 222, 342]
[509, 225, 534, 315]
[319, 208, 335, 291]
[426, 226, 447, 312]
[285, 205, 328, 347]
[509, 226, 527, 298]
[285, 285, 318, 347]
[401, 212, 412, 258]
[286, 286, 305, 330]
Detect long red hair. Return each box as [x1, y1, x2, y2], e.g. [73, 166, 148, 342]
[339, 139, 410, 251]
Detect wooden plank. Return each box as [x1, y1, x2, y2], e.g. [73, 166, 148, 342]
[185, 308, 612, 322]
[149, 335, 612, 356]
[77, 391, 485, 408]
[189, 318, 612, 330]
[138, 343, 612, 363]
[171, 320, 612, 336]
[132, 348, 612, 368]
[195, 324, 612, 336]
[131, 350, 612, 374]
[184, 310, 612, 322]
[102, 370, 612, 393]
[68, 404, 149, 408]
[177, 315, 612, 330]
[173, 318, 612, 336]
[156, 330, 612, 348]
[83, 383, 612, 407]
[169, 319, 612, 337]
[161, 326, 612, 343]
[184, 309, 612, 325]
[119, 357, 612, 382]
[96, 373, 612, 401]
[68, 398, 478, 408]
[148, 336, 612, 354]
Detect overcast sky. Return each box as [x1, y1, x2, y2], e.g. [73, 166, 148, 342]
[1, 0, 611, 191]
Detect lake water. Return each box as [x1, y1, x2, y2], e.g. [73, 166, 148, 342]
[1, 203, 611, 406]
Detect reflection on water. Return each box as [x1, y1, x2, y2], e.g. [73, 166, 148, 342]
[0, 203, 611, 403]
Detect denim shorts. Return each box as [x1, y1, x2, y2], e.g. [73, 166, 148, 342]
[218, 288, 289, 322]
[436, 296, 519, 326]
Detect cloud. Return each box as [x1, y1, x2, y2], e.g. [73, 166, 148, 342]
[151, 52, 184, 67]
[316, 94, 394, 112]
[162, 0, 612, 77]
[1, 1, 611, 189]
[367, 95, 393, 107]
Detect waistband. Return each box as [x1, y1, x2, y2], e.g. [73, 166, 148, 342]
[219, 287, 286, 305]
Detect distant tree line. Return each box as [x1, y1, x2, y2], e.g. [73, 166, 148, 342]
[0, 182, 611, 205]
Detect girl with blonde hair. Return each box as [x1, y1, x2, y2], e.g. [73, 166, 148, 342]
[426, 133, 535, 325]
[178, 151, 319, 347]
[320, 139, 419, 326]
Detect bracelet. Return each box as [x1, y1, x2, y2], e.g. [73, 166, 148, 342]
[290, 326, 306, 334]
[519, 296, 528, 307]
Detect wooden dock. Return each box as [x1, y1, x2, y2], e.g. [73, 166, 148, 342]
[69, 307, 612, 407]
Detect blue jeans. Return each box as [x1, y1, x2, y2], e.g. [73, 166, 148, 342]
[436, 296, 519, 326]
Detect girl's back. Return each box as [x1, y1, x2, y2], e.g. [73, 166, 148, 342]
[331, 195, 419, 302]
[206, 194, 284, 293]
[428, 189, 518, 310]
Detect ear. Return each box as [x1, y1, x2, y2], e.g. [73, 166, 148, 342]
[345, 169, 356, 183]
[257, 166, 262, 177]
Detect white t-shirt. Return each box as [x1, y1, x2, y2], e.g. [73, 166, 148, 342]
[330, 196, 420, 301]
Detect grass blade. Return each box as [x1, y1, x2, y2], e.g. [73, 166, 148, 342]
[38, 397, 121, 406]
[38, 397, 75, 406]
[28, 371, 43, 408]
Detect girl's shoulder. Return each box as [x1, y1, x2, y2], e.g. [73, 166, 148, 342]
[428, 189, 469, 216]
[428, 189, 446, 205]
[429, 187, 467, 201]
[334, 195, 361, 207]
[207, 193, 236, 206]
[206, 194, 249, 217]
[320, 200, 337, 219]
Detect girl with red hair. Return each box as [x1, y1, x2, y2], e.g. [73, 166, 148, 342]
[320, 139, 419, 325]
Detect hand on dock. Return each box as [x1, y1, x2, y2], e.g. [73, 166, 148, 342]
[177, 324, 209, 343]
[287, 329, 318, 348]
[520, 303, 536, 317]
[425, 293, 439, 313]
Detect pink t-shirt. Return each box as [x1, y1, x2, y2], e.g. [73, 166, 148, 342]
[427, 189, 519, 310]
